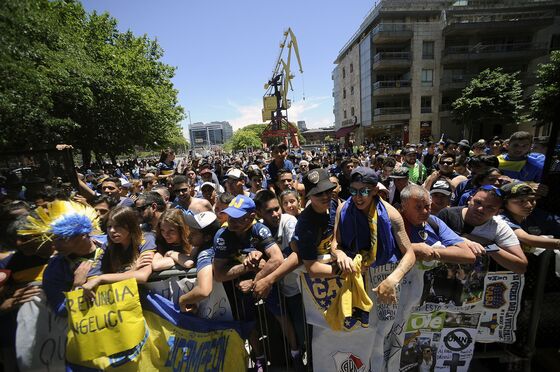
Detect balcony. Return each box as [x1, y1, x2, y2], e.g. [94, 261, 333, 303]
[442, 42, 548, 64]
[373, 107, 411, 122]
[439, 103, 453, 117]
[372, 52, 411, 71]
[371, 23, 413, 44]
[372, 80, 411, 97]
[443, 10, 555, 36]
[441, 71, 537, 91]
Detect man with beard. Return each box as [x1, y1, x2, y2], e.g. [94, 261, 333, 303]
[135, 191, 167, 232]
[401, 147, 427, 185]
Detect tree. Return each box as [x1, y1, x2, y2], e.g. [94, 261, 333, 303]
[531, 50, 560, 125]
[452, 68, 524, 140]
[226, 129, 262, 152]
[0, 0, 184, 165]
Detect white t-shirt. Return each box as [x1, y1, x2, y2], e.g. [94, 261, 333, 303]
[468, 215, 520, 248]
[275, 214, 300, 297]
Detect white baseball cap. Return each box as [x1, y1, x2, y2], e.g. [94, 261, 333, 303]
[185, 211, 218, 230]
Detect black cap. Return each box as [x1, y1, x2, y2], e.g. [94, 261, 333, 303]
[430, 179, 452, 196]
[350, 166, 378, 185]
[303, 168, 336, 197]
[500, 181, 535, 199]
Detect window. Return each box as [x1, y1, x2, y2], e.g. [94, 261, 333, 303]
[421, 96, 432, 113]
[421, 69, 433, 87]
[350, 63, 353, 73]
[342, 67, 346, 79]
[422, 41, 434, 59]
[343, 89, 346, 99]
[351, 106, 355, 116]
[344, 110, 347, 119]
[351, 86, 354, 95]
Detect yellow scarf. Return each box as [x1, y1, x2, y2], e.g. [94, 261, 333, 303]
[324, 254, 373, 331]
[359, 201, 378, 268]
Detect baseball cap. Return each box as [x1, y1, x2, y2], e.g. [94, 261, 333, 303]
[222, 195, 256, 218]
[185, 211, 218, 230]
[403, 147, 417, 155]
[224, 168, 247, 180]
[391, 167, 409, 179]
[500, 181, 535, 199]
[350, 167, 379, 185]
[458, 139, 470, 147]
[299, 160, 309, 167]
[430, 179, 452, 196]
[473, 139, 486, 149]
[200, 181, 216, 190]
[303, 168, 336, 197]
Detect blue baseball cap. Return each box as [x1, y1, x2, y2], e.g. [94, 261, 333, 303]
[222, 195, 256, 218]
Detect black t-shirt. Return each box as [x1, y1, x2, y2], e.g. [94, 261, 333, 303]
[437, 206, 475, 235]
[292, 199, 337, 261]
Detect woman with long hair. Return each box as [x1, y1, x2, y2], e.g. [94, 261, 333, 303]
[152, 209, 194, 271]
[81, 206, 156, 294]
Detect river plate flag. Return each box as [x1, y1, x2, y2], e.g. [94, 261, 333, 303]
[65, 279, 251, 371]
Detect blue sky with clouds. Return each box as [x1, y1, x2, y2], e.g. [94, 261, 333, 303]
[81, 1, 376, 133]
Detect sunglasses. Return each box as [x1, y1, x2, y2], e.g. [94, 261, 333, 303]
[439, 161, 454, 165]
[349, 187, 372, 197]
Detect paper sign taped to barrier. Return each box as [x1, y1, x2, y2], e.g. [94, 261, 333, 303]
[65, 278, 145, 361]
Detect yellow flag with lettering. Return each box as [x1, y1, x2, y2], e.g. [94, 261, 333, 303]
[65, 278, 145, 362]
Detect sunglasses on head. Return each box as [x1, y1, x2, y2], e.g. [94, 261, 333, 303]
[349, 187, 372, 197]
[479, 184, 503, 197]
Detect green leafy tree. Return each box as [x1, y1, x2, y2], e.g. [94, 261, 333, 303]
[227, 129, 262, 152]
[0, 0, 183, 165]
[531, 50, 560, 125]
[452, 68, 524, 140]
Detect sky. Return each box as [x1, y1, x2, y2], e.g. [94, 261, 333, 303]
[81, 1, 377, 135]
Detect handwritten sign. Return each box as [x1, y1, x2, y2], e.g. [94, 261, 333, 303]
[65, 278, 145, 362]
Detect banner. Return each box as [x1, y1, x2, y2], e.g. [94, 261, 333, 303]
[66, 283, 251, 371]
[65, 278, 146, 362]
[474, 272, 524, 343]
[400, 311, 480, 372]
[15, 295, 67, 371]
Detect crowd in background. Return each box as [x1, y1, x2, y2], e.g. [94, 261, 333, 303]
[0, 131, 559, 371]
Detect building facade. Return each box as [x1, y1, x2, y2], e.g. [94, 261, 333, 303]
[333, 0, 560, 144]
[188, 121, 233, 148]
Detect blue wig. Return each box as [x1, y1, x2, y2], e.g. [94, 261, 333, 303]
[50, 213, 94, 238]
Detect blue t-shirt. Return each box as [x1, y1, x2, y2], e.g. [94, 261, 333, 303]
[292, 199, 337, 261]
[157, 161, 175, 175]
[408, 216, 464, 247]
[213, 222, 276, 263]
[42, 238, 106, 316]
[196, 246, 215, 273]
[500, 208, 560, 238]
[266, 159, 294, 186]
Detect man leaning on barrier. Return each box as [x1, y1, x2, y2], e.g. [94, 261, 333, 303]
[212, 194, 286, 371]
[398, 184, 475, 264]
[437, 185, 527, 274]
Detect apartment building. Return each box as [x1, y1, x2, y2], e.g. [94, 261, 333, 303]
[333, 0, 560, 144]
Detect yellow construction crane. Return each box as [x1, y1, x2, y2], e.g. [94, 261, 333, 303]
[261, 28, 303, 147]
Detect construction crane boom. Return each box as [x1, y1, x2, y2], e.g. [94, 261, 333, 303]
[261, 28, 303, 148]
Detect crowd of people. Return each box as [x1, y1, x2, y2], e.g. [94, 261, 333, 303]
[0, 131, 559, 371]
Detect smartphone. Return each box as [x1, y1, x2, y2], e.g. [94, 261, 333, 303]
[485, 244, 500, 253]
